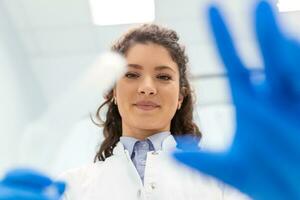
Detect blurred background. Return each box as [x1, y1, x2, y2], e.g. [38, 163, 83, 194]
[1, 0, 299, 176]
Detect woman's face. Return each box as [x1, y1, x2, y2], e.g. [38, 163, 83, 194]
[114, 42, 183, 139]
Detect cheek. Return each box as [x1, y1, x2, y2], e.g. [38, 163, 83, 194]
[115, 82, 135, 115]
[158, 83, 180, 109]
[162, 90, 180, 110]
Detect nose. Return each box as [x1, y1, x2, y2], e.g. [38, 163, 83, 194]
[138, 77, 157, 96]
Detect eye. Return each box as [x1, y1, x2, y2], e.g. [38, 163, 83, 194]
[125, 72, 139, 79]
[157, 74, 172, 81]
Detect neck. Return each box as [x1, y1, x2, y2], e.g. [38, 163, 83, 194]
[122, 123, 170, 140]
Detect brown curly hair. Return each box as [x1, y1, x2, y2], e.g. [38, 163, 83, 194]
[93, 24, 201, 161]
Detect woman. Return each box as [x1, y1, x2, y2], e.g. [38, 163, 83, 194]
[1, 2, 299, 199]
[59, 24, 248, 200]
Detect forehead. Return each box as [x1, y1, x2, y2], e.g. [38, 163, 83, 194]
[125, 43, 178, 73]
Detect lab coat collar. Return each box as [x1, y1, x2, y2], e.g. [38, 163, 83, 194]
[113, 134, 177, 156]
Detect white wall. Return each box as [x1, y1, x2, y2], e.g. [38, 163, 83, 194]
[0, 2, 45, 174]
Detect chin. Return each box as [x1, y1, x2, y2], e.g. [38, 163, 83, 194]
[133, 120, 162, 130]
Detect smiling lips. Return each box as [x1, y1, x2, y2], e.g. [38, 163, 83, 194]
[134, 101, 160, 111]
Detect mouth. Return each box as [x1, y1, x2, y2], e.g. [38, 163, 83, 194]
[134, 104, 160, 111]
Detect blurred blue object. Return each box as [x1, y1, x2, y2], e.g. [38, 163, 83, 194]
[174, 0, 300, 199]
[0, 169, 65, 200]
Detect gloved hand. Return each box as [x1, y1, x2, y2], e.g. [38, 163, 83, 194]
[0, 168, 65, 200]
[174, 1, 300, 199]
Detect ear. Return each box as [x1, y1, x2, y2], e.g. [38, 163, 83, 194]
[177, 87, 186, 110]
[112, 84, 118, 97]
[113, 88, 116, 97]
[112, 87, 117, 105]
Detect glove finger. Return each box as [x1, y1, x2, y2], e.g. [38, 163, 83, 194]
[52, 181, 66, 195]
[0, 183, 49, 200]
[208, 5, 252, 104]
[2, 168, 52, 190]
[255, 1, 287, 96]
[280, 39, 300, 99]
[174, 135, 201, 151]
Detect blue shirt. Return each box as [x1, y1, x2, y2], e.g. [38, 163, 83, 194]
[120, 131, 170, 182]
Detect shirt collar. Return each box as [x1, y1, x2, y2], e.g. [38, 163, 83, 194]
[148, 131, 170, 151]
[119, 137, 138, 158]
[119, 131, 171, 156]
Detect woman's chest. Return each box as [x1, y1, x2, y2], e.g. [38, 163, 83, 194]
[70, 153, 223, 200]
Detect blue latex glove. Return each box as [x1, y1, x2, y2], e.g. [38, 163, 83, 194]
[174, 1, 300, 199]
[0, 168, 65, 200]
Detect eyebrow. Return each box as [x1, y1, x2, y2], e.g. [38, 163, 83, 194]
[128, 64, 176, 73]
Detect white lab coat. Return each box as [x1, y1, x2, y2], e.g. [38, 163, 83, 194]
[59, 135, 250, 200]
